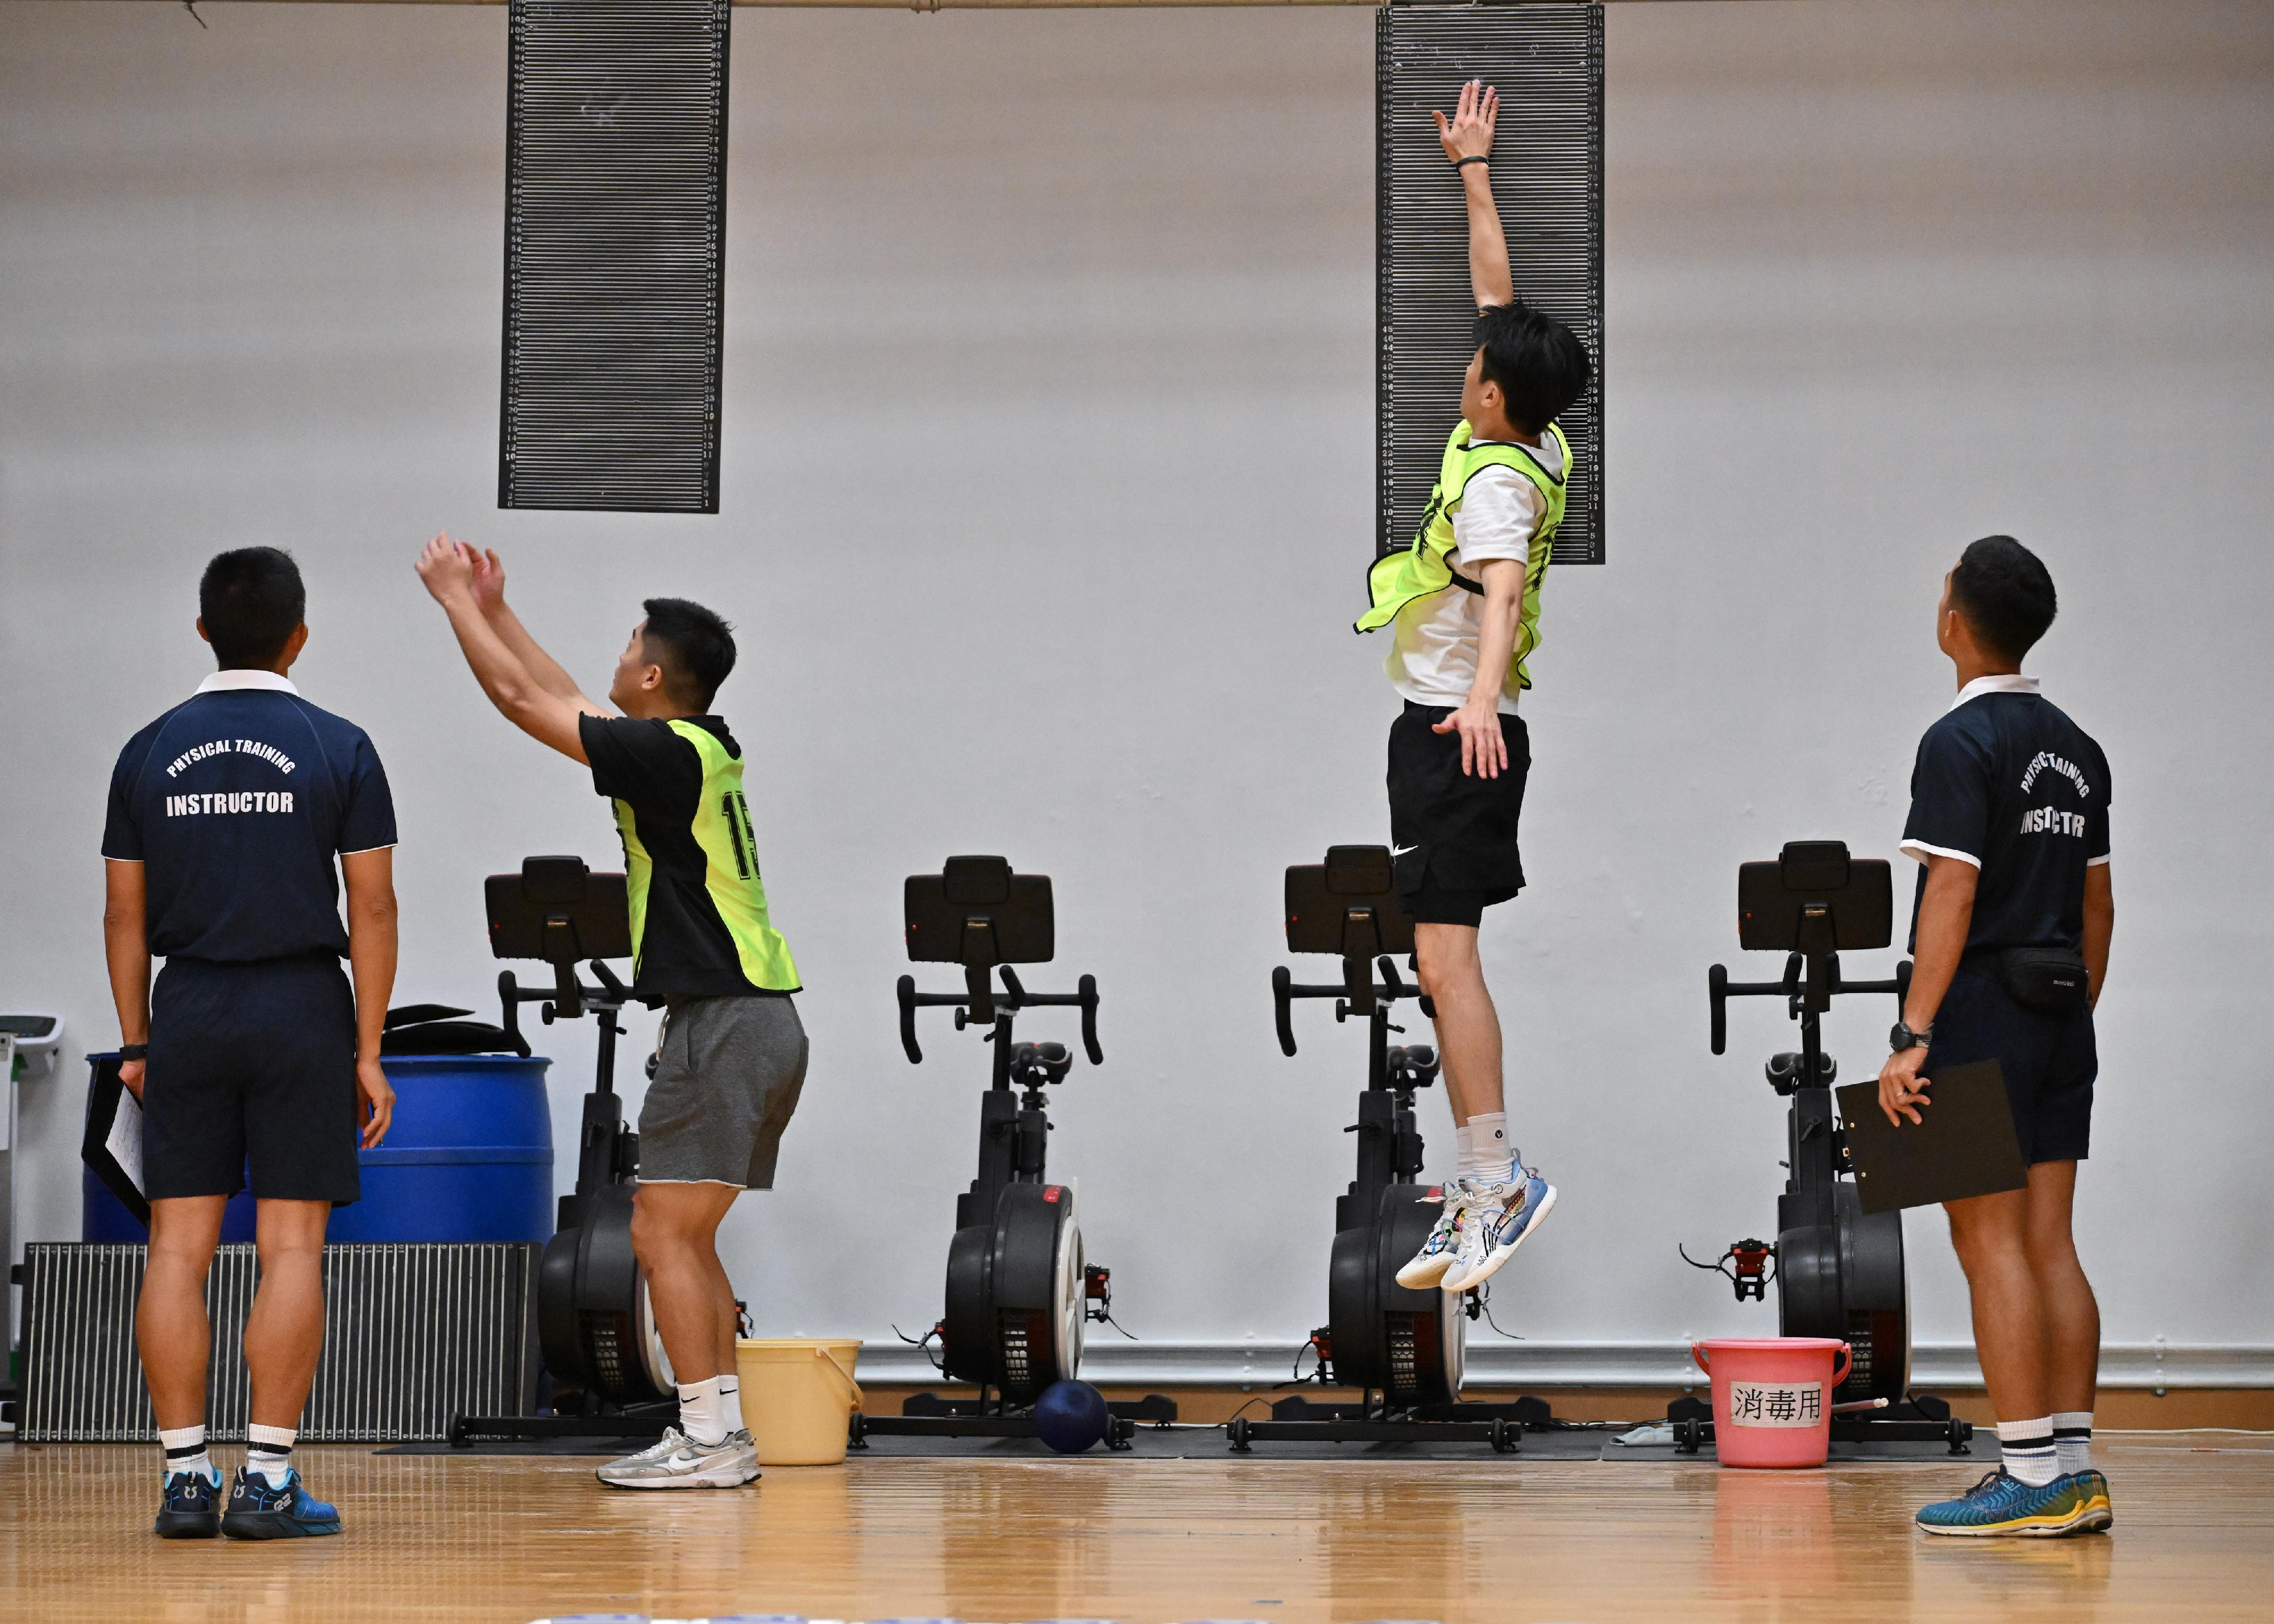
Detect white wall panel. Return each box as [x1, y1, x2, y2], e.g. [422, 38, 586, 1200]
[3, 1, 2267, 1372]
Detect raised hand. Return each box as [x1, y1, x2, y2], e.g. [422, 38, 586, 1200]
[415, 531, 476, 606]
[468, 546, 507, 616]
[1434, 78, 1499, 168]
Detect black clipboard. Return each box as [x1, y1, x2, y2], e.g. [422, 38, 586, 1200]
[1836, 1059, 2030, 1215]
[81, 1052, 151, 1230]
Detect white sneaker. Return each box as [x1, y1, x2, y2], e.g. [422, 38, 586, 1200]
[1395, 1178, 1478, 1289]
[595, 1426, 761, 1490]
[1441, 1168, 1557, 1294]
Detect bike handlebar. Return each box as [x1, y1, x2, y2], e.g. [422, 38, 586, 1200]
[1272, 955, 1427, 1057]
[898, 967, 1102, 1068]
[1708, 954, 1912, 1054]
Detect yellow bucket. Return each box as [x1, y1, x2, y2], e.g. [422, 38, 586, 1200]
[733, 1338, 864, 1466]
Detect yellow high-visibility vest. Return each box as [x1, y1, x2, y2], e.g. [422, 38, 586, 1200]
[614, 720, 800, 991]
[1355, 419, 1571, 692]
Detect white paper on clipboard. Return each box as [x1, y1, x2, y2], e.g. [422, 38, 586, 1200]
[106, 1086, 146, 1198]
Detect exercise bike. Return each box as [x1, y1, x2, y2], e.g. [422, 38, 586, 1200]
[450, 855, 676, 1447]
[1229, 845, 1541, 1453]
[1678, 840, 1972, 1455]
[851, 857, 1169, 1450]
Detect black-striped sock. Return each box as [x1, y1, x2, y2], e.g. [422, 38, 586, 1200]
[2052, 1411, 2094, 1476]
[1996, 1417, 2059, 1487]
[159, 1424, 212, 1484]
[247, 1423, 296, 1487]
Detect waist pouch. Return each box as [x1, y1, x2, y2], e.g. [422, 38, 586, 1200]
[1967, 947, 2090, 1016]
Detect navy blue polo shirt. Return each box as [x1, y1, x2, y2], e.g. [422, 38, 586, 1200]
[1899, 675, 2110, 956]
[102, 671, 397, 962]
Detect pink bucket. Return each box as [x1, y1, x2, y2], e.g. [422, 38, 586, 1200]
[1691, 1338, 1851, 1468]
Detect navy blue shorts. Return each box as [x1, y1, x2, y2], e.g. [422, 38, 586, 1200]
[1927, 967, 2097, 1165]
[144, 956, 362, 1204]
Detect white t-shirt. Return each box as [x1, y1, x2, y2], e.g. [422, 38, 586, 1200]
[1384, 437, 1562, 713]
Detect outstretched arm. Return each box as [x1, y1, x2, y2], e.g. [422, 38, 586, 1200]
[417, 533, 601, 763]
[1435, 80, 1513, 310]
[464, 546, 590, 706]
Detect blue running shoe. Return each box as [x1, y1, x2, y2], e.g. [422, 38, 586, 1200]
[221, 1467, 343, 1540]
[2072, 1469, 2114, 1531]
[1441, 1168, 1556, 1293]
[1915, 1470, 2098, 1537]
[154, 1467, 223, 1539]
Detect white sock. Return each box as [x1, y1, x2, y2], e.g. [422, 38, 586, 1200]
[677, 1376, 728, 1447]
[246, 1423, 296, 1487]
[1997, 1417, 2059, 1487]
[719, 1377, 745, 1436]
[1459, 1112, 1516, 1186]
[160, 1423, 213, 1484]
[1452, 1123, 1477, 1182]
[2052, 1411, 2093, 1476]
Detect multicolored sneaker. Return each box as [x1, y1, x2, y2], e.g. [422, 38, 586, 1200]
[1441, 1168, 1557, 1293]
[2072, 1469, 2114, 1531]
[1395, 1178, 1478, 1290]
[154, 1467, 223, 1539]
[595, 1426, 761, 1490]
[1914, 1470, 2099, 1537]
[220, 1467, 343, 1539]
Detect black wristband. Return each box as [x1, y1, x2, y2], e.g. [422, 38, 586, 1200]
[118, 1042, 148, 1062]
[1453, 155, 1489, 170]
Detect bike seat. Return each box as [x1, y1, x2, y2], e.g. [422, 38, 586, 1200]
[1388, 1044, 1440, 1088]
[1766, 1050, 1836, 1090]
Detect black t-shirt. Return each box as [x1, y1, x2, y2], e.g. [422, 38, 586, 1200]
[1900, 679, 2111, 956]
[579, 712, 782, 999]
[102, 678, 397, 962]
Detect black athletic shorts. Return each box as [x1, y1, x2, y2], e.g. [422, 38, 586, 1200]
[144, 955, 363, 1204]
[1387, 701, 1531, 928]
[1926, 967, 2097, 1165]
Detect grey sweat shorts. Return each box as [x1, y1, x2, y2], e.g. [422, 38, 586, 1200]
[638, 994, 808, 1189]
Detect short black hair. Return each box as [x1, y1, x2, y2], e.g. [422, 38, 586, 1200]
[198, 547, 306, 668]
[1949, 535, 2058, 664]
[1475, 301, 1593, 435]
[640, 597, 736, 711]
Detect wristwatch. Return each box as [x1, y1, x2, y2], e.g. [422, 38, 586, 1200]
[118, 1042, 149, 1061]
[1888, 1020, 1931, 1054]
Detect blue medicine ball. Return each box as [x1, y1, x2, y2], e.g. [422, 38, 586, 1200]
[1032, 1380, 1111, 1453]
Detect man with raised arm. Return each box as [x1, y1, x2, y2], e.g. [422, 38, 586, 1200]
[416, 535, 807, 1492]
[1355, 81, 1594, 1295]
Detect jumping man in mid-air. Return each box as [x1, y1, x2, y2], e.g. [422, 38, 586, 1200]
[1356, 81, 1594, 1295]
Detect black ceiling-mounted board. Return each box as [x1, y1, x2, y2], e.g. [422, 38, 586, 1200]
[501, 0, 731, 513]
[1379, 3, 1605, 564]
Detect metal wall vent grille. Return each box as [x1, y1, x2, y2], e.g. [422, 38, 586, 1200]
[1379, 3, 1605, 564]
[501, 0, 731, 513]
[18, 1243, 541, 1443]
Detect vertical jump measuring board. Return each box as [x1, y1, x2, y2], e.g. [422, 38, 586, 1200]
[500, 0, 732, 513]
[1379, 3, 1605, 564]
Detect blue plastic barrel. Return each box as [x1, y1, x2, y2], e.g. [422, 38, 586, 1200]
[81, 1053, 554, 1244]
[326, 1055, 554, 1243]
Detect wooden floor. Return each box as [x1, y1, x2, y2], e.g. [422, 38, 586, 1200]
[3, 1435, 2269, 1623]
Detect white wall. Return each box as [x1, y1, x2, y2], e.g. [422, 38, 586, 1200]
[4, 1, 2268, 1381]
